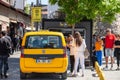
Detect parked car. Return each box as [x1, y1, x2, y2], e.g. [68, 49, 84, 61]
[20, 30, 68, 79]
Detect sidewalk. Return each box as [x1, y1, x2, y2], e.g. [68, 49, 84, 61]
[102, 63, 120, 80]
[67, 68, 99, 80]
[67, 63, 120, 80]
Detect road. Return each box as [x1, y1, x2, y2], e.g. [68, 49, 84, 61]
[1, 51, 120, 80]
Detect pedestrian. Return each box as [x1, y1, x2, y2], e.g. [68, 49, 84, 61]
[16, 35, 20, 51]
[5, 32, 13, 55]
[104, 28, 116, 70]
[101, 36, 106, 58]
[114, 34, 120, 70]
[65, 35, 71, 70]
[67, 34, 79, 74]
[72, 32, 86, 77]
[0, 31, 11, 79]
[91, 34, 97, 71]
[12, 34, 19, 53]
[94, 35, 103, 67]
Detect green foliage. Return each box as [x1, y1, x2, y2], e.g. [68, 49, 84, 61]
[24, 4, 30, 14]
[49, 0, 120, 24]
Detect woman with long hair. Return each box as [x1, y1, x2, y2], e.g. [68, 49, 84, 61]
[72, 32, 86, 77]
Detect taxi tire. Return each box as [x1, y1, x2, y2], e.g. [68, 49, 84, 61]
[20, 71, 27, 79]
[61, 71, 67, 80]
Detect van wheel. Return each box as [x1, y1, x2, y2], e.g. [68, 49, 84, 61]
[20, 71, 27, 79]
[61, 71, 67, 80]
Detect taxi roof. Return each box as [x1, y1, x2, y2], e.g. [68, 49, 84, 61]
[24, 30, 63, 36]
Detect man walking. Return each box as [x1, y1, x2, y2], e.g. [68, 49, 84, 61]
[104, 28, 116, 70]
[0, 31, 11, 78]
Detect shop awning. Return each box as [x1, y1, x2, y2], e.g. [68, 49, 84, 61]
[9, 18, 17, 23]
[0, 15, 10, 23]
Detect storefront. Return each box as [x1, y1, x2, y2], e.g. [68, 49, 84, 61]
[0, 1, 30, 37]
[0, 15, 9, 31]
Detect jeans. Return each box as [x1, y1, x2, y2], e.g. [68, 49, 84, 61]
[0, 55, 9, 75]
[96, 51, 102, 66]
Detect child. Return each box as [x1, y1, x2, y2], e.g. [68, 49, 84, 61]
[94, 35, 103, 67]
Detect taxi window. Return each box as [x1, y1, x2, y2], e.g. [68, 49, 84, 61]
[25, 35, 62, 49]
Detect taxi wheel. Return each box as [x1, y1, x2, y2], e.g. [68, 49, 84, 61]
[20, 71, 27, 79]
[61, 71, 67, 80]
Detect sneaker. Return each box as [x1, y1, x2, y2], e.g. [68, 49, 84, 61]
[116, 67, 120, 71]
[4, 74, 8, 78]
[103, 66, 108, 70]
[67, 72, 72, 76]
[77, 73, 81, 76]
[110, 65, 113, 70]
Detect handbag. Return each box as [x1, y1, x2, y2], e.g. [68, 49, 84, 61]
[84, 48, 90, 58]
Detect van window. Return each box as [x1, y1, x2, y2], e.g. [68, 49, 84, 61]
[25, 35, 62, 49]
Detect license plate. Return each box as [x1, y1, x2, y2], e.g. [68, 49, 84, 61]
[36, 59, 51, 63]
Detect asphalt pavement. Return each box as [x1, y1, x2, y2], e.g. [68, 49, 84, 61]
[1, 51, 120, 80]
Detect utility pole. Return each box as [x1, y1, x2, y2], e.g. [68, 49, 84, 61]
[35, 0, 39, 31]
[35, 0, 41, 31]
[36, 0, 39, 6]
[31, 0, 41, 31]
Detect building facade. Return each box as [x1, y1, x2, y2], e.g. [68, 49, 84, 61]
[47, 3, 59, 18]
[1, 0, 10, 4]
[14, 0, 26, 10]
[0, 0, 30, 38]
[2, 0, 26, 10]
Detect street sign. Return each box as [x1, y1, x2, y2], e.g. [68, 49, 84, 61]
[31, 7, 41, 22]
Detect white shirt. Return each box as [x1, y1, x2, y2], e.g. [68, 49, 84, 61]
[75, 39, 86, 52]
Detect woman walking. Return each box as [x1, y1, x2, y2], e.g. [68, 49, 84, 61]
[114, 34, 120, 70]
[72, 32, 86, 77]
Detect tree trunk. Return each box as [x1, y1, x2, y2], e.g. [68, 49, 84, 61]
[72, 24, 75, 35]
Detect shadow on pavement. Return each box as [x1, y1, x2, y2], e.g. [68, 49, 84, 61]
[20, 73, 65, 80]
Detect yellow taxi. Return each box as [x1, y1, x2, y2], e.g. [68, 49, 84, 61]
[20, 30, 68, 79]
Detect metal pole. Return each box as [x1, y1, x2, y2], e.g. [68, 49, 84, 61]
[35, 0, 40, 31]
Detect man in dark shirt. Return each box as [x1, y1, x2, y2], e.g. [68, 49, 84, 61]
[0, 31, 11, 79]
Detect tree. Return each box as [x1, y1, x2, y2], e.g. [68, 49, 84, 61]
[112, 14, 120, 34]
[49, 0, 120, 34]
[24, 4, 30, 14]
